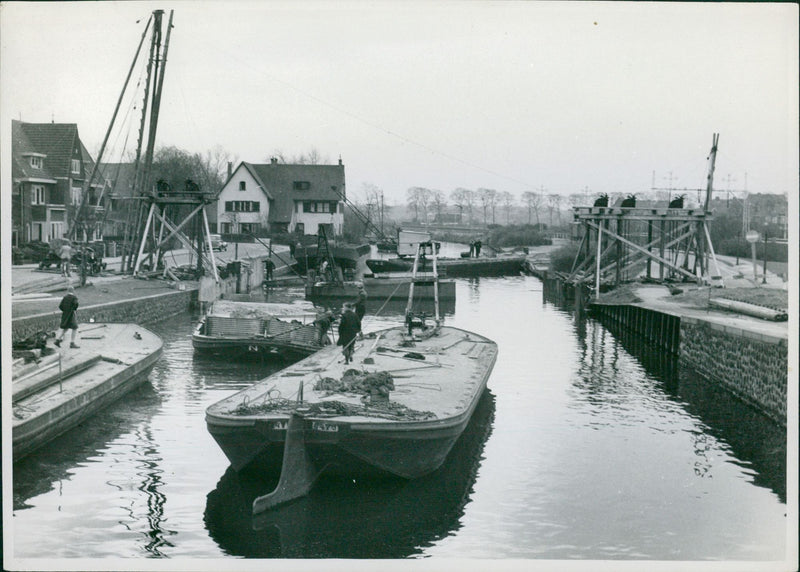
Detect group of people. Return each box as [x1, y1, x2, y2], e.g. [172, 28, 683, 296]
[468, 239, 483, 258]
[314, 284, 367, 364]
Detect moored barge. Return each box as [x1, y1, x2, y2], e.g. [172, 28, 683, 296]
[12, 323, 163, 461]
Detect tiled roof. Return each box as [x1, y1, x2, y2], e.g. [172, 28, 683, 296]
[245, 161, 346, 223]
[11, 120, 92, 183]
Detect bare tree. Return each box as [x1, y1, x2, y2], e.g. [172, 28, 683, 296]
[450, 187, 469, 222]
[521, 191, 542, 226]
[431, 189, 446, 222]
[406, 187, 425, 221]
[497, 191, 515, 224]
[546, 193, 563, 227]
[266, 147, 330, 165]
[567, 193, 585, 209]
[418, 187, 432, 223]
[477, 188, 497, 225]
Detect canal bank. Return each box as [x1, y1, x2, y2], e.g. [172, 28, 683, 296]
[540, 272, 789, 427]
[11, 276, 200, 341]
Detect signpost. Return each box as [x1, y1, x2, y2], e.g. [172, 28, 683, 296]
[745, 230, 760, 285]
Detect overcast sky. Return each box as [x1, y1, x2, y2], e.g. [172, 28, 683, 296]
[2, 1, 797, 205]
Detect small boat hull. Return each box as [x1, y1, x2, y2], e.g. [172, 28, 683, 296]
[366, 255, 526, 277]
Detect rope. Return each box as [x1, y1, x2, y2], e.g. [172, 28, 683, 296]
[372, 279, 406, 317]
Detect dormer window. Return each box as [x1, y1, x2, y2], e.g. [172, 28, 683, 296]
[30, 156, 43, 169]
[293, 181, 310, 191]
[239, 181, 246, 191]
[71, 159, 81, 174]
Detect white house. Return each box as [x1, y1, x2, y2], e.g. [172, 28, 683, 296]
[216, 158, 346, 237]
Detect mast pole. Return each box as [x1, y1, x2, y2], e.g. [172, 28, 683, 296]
[68, 15, 153, 242]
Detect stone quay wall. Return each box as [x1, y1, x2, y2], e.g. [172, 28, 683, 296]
[12, 288, 198, 341]
[679, 317, 787, 427]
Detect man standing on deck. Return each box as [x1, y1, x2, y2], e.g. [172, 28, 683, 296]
[54, 286, 80, 348]
[337, 302, 360, 364]
[354, 285, 367, 330]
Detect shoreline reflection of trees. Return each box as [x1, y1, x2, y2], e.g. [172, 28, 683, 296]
[545, 286, 786, 504]
[204, 390, 496, 558]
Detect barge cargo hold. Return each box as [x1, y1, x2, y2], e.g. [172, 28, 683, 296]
[193, 300, 328, 359]
[12, 323, 163, 461]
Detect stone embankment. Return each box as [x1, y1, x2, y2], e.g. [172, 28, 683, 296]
[589, 283, 789, 427]
[11, 275, 201, 341]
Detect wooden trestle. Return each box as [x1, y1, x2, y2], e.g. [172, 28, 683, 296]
[568, 205, 723, 290]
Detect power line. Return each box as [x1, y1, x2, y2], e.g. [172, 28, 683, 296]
[217, 46, 537, 189]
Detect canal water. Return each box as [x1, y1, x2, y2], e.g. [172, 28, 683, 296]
[10, 275, 788, 563]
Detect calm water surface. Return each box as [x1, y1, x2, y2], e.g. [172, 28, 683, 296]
[11, 275, 788, 562]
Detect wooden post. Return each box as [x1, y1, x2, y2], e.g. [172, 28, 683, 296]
[659, 219, 666, 280]
[595, 224, 603, 296]
[646, 220, 653, 279]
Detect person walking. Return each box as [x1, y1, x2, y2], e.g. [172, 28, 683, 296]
[337, 302, 360, 364]
[54, 286, 80, 348]
[60, 241, 73, 277]
[265, 258, 275, 282]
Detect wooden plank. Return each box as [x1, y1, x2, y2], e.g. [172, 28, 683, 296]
[13, 354, 103, 403]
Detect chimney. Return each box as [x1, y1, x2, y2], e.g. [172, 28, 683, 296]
[227, 162, 232, 178]
[271, 157, 278, 165]
[338, 155, 343, 166]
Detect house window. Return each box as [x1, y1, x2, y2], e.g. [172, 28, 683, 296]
[239, 181, 246, 191]
[71, 159, 81, 174]
[225, 200, 260, 212]
[32, 185, 45, 205]
[30, 156, 43, 169]
[220, 222, 232, 234]
[71, 187, 82, 205]
[51, 222, 64, 240]
[295, 222, 304, 234]
[240, 223, 257, 234]
[293, 181, 310, 191]
[303, 202, 316, 213]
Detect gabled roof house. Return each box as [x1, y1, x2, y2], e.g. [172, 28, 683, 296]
[216, 158, 346, 237]
[11, 120, 102, 245]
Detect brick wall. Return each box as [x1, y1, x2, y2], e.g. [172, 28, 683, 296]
[679, 318, 787, 426]
[12, 289, 198, 342]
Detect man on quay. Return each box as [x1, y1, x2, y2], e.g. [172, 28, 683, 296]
[59, 241, 73, 277]
[54, 286, 80, 348]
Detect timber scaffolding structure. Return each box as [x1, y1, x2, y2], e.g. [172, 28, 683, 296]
[567, 134, 724, 292]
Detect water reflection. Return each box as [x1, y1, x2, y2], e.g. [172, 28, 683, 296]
[204, 390, 496, 558]
[13, 383, 161, 511]
[566, 300, 786, 503]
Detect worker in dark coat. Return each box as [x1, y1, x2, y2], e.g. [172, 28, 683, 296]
[314, 307, 335, 345]
[354, 285, 367, 327]
[337, 303, 360, 364]
[54, 286, 80, 348]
